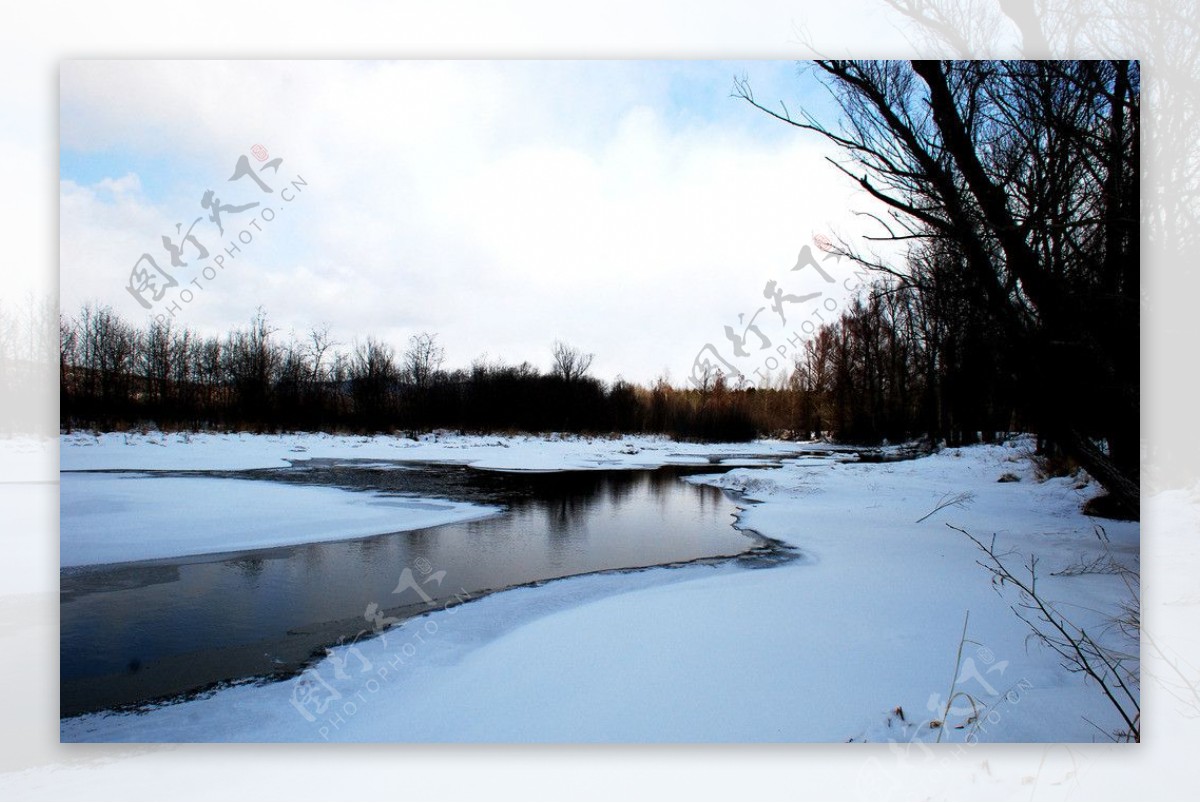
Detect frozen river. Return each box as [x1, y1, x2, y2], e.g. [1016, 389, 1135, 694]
[61, 461, 785, 716]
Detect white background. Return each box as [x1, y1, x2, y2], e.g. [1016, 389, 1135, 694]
[0, 1, 1194, 800]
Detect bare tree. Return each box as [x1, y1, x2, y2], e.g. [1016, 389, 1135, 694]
[551, 340, 594, 383]
[354, 337, 398, 384]
[58, 313, 78, 383]
[306, 324, 336, 383]
[142, 317, 173, 406]
[734, 60, 1140, 515]
[402, 332, 445, 390]
[224, 307, 279, 420]
[352, 336, 399, 427]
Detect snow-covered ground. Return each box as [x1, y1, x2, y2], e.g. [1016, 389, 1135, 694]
[60, 430, 821, 473]
[60, 473, 502, 567]
[59, 432, 1140, 743]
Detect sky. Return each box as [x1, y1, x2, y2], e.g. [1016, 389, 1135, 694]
[60, 60, 891, 385]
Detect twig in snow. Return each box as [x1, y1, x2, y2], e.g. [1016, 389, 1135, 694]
[948, 524, 1140, 742]
[916, 490, 976, 523]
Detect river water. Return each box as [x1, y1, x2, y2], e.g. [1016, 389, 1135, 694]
[60, 460, 791, 717]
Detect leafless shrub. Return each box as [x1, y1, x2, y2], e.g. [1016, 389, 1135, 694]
[949, 524, 1140, 742]
[1051, 554, 1131, 577]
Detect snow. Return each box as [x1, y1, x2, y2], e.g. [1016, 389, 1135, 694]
[0, 435, 55, 483]
[59, 472, 502, 567]
[59, 430, 827, 567]
[60, 434, 1141, 743]
[59, 429, 823, 473]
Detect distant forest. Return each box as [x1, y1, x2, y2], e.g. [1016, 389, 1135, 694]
[60, 306, 782, 443]
[55, 280, 1034, 446]
[59, 60, 1138, 515]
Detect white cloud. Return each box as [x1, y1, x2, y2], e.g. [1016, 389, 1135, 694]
[60, 60, 892, 384]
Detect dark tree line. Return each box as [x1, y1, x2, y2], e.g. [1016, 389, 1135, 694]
[737, 59, 1140, 515]
[790, 277, 1019, 445]
[59, 305, 794, 441]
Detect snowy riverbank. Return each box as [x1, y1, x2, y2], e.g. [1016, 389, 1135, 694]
[60, 433, 1139, 742]
[59, 430, 826, 473]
